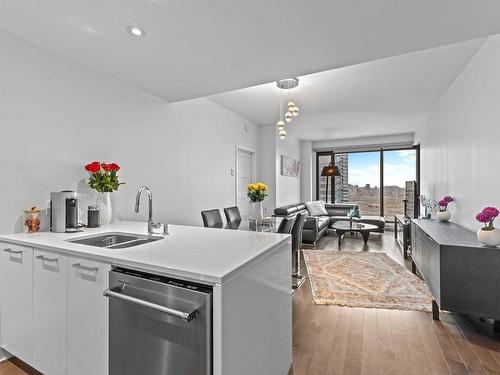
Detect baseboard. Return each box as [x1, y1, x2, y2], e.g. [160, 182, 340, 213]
[292, 274, 307, 289]
[301, 242, 316, 248]
[0, 348, 12, 363]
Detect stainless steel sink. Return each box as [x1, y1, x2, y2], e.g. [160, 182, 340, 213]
[108, 237, 163, 249]
[68, 232, 164, 249]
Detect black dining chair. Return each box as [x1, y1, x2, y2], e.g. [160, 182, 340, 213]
[277, 216, 296, 234]
[223, 206, 241, 224]
[291, 212, 307, 288]
[201, 209, 223, 228]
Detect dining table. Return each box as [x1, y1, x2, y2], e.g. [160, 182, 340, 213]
[225, 218, 278, 233]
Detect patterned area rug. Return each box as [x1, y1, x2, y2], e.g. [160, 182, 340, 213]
[302, 251, 432, 312]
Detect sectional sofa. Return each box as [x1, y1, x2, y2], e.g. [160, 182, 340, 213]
[274, 202, 385, 245]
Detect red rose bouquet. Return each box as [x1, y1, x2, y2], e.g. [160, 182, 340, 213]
[84, 161, 124, 193]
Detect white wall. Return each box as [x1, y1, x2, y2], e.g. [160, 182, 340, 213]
[258, 126, 277, 213]
[275, 134, 301, 208]
[0, 31, 259, 234]
[415, 36, 500, 231]
[300, 141, 313, 203]
[257, 129, 301, 211]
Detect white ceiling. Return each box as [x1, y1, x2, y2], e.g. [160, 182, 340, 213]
[210, 38, 485, 140]
[0, 1, 499, 102]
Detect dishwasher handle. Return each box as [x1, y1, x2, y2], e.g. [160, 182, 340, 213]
[103, 288, 198, 322]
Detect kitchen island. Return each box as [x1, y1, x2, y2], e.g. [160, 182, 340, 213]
[0, 221, 292, 375]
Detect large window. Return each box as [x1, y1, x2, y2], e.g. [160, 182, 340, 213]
[334, 151, 381, 216]
[383, 149, 417, 219]
[316, 147, 419, 221]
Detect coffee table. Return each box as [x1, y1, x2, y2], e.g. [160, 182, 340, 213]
[331, 221, 378, 248]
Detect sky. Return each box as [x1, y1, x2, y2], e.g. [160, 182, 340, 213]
[343, 150, 416, 188]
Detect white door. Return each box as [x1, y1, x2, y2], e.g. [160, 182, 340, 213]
[0, 243, 33, 363]
[237, 149, 254, 218]
[33, 249, 68, 375]
[67, 256, 110, 375]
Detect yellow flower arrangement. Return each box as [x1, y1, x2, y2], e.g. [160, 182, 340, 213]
[247, 182, 268, 202]
[247, 183, 267, 191]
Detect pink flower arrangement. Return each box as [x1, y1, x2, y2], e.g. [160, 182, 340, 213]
[476, 206, 499, 230]
[438, 196, 453, 211]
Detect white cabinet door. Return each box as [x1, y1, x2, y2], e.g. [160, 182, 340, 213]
[33, 249, 67, 375]
[0, 243, 33, 363]
[67, 256, 110, 375]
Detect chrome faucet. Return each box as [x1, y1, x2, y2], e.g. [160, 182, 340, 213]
[135, 186, 154, 234]
[135, 186, 167, 235]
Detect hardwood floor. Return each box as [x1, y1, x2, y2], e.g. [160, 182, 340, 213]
[0, 358, 41, 375]
[293, 230, 500, 375]
[2, 230, 500, 375]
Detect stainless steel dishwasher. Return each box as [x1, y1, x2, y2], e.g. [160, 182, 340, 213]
[104, 267, 212, 375]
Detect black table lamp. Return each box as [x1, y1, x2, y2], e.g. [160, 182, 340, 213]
[321, 163, 340, 203]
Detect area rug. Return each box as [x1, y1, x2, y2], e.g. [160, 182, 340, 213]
[302, 251, 432, 312]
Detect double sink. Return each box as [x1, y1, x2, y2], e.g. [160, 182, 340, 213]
[68, 233, 163, 249]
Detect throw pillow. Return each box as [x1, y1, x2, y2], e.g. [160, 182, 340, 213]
[305, 201, 328, 216]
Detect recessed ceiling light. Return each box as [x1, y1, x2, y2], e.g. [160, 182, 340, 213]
[127, 26, 145, 37]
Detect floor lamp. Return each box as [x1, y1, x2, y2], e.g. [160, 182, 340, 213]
[321, 162, 340, 203]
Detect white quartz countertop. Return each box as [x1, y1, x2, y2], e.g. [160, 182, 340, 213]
[0, 221, 290, 284]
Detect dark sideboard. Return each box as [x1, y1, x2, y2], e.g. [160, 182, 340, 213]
[411, 219, 500, 321]
[395, 214, 411, 258]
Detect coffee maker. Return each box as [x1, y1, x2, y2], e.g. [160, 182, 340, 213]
[50, 191, 82, 233]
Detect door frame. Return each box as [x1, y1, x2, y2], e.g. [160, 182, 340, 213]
[235, 145, 257, 206]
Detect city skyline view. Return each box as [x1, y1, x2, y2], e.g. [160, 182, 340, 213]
[347, 150, 417, 188]
[319, 149, 417, 219]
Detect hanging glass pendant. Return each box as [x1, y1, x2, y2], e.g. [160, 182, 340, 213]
[276, 78, 299, 138]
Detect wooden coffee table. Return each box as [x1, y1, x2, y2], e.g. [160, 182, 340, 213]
[331, 221, 378, 248]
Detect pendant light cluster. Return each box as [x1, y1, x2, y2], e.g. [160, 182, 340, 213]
[276, 78, 300, 140]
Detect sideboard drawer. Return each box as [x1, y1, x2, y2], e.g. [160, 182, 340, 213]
[411, 224, 423, 269]
[419, 232, 441, 303]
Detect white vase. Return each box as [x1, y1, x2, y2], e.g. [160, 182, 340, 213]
[97, 192, 112, 225]
[437, 210, 451, 221]
[477, 228, 500, 247]
[251, 201, 264, 224]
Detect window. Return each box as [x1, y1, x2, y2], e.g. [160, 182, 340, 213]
[316, 146, 419, 221]
[383, 149, 417, 219]
[334, 151, 381, 216]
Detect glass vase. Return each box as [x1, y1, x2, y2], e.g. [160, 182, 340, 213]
[251, 201, 264, 224]
[24, 208, 41, 233]
[97, 192, 112, 225]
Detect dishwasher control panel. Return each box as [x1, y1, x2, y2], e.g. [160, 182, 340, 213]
[112, 266, 213, 293]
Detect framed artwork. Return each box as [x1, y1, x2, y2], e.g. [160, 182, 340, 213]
[281, 155, 300, 177]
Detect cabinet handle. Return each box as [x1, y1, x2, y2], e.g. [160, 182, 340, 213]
[72, 263, 98, 272]
[3, 248, 22, 254]
[36, 255, 58, 262]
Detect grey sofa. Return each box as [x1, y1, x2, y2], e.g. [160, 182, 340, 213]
[274, 202, 385, 245]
